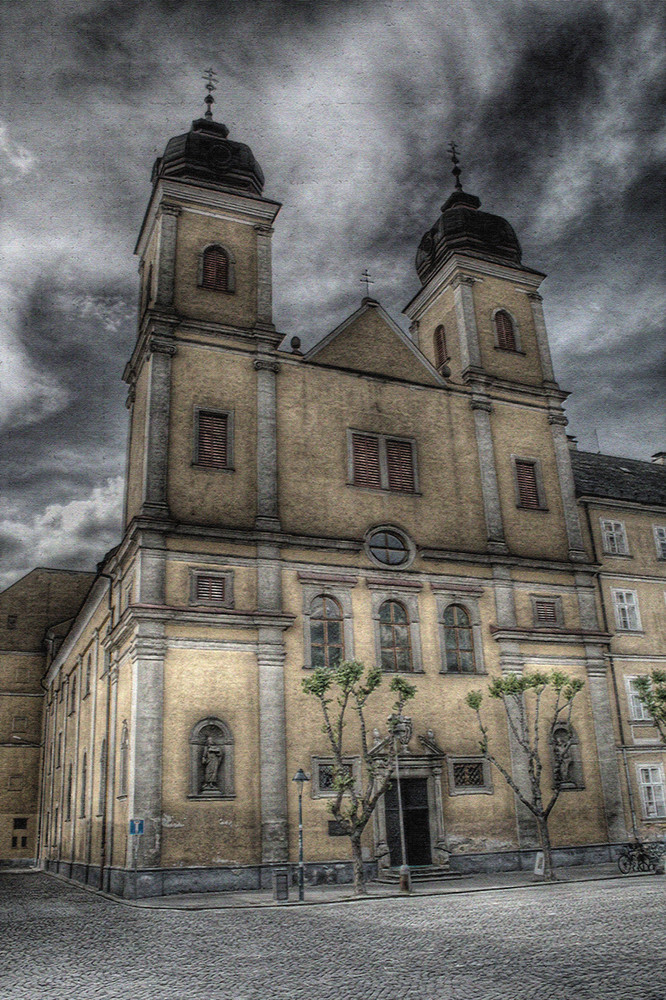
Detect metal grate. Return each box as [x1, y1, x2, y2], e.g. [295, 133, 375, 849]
[453, 761, 485, 787]
[196, 576, 226, 603]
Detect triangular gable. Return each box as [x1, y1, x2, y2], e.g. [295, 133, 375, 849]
[304, 301, 445, 386]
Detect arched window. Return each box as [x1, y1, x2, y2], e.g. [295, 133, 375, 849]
[443, 604, 475, 673]
[65, 764, 73, 822]
[69, 673, 77, 714]
[495, 310, 517, 351]
[85, 655, 92, 696]
[98, 738, 107, 816]
[434, 325, 448, 370]
[80, 752, 87, 817]
[379, 600, 412, 672]
[189, 718, 235, 798]
[310, 596, 344, 669]
[118, 722, 129, 798]
[200, 244, 235, 293]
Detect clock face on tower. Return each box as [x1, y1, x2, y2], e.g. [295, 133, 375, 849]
[207, 142, 233, 170]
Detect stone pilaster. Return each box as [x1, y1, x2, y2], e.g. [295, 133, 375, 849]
[68, 655, 83, 859]
[154, 205, 180, 309]
[527, 292, 556, 384]
[254, 225, 274, 327]
[497, 645, 541, 848]
[104, 661, 119, 875]
[254, 358, 281, 531]
[585, 654, 627, 843]
[453, 275, 482, 373]
[548, 408, 587, 562]
[138, 531, 167, 605]
[471, 395, 508, 554]
[141, 338, 176, 519]
[128, 626, 166, 869]
[257, 625, 289, 862]
[575, 571, 600, 630]
[85, 630, 100, 864]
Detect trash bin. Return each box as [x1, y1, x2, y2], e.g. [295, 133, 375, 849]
[273, 867, 290, 901]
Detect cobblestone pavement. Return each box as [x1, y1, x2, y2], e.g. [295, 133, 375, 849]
[2, 872, 665, 1000]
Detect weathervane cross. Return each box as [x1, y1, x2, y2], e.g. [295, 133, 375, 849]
[360, 269, 374, 298]
[447, 141, 463, 191]
[202, 67, 219, 120]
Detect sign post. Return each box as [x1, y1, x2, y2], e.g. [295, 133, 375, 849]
[129, 819, 144, 895]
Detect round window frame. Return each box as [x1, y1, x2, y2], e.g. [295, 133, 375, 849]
[364, 525, 415, 570]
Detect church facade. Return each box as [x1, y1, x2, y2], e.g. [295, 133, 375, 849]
[2, 109, 665, 896]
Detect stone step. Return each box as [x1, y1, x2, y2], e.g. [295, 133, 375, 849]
[374, 866, 463, 884]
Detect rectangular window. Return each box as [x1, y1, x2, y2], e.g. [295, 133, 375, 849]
[350, 432, 416, 493]
[638, 765, 666, 819]
[311, 756, 358, 798]
[534, 600, 558, 625]
[196, 410, 229, 469]
[514, 459, 542, 509]
[627, 678, 652, 722]
[600, 519, 629, 555]
[612, 590, 641, 631]
[56, 732, 62, 768]
[654, 526, 666, 560]
[7, 614, 17, 629]
[447, 757, 492, 794]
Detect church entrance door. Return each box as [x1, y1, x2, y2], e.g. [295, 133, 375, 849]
[384, 777, 432, 867]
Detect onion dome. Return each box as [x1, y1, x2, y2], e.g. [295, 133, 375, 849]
[415, 144, 522, 284]
[151, 117, 265, 196]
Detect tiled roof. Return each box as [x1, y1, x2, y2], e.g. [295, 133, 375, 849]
[571, 450, 666, 506]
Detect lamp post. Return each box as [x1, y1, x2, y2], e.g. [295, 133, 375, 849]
[292, 768, 310, 901]
[389, 714, 412, 893]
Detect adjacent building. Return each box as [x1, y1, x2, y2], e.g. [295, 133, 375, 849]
[1, 108, 664, 895]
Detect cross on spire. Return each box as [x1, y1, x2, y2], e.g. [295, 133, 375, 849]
[360, 269, 374, 298]
[202, 67, 219, 120]
[448, 141, 463, 191]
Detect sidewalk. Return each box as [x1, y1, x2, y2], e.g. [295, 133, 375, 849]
[129, 862, 656, 910]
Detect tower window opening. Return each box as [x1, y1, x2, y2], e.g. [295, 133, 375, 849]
[434, 325, 448, 370]
[495, 310, 517, 351]
[201, 245, 234, 292]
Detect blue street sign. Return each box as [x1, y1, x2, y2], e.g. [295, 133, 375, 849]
[129, 819, 144, 835]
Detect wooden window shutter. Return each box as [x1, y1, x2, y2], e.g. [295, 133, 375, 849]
[198, 412, 228, 468]
[196, 576, 226, 603]
[515, 460, 540, 508]
[535, 600, 557, 624]
[352, 434, 381, 489]
[386, 439, 415, 492]
[202, 246, 229, 291]
[434, 326, 447, 369]
[496, 311, 516, 351]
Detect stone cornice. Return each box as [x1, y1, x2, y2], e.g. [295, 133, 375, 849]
[490, 625, 612, 645]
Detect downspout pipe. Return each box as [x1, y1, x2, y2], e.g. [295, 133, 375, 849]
[583, 501, 638, 840]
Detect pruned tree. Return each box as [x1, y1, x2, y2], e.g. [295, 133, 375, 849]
[466, 670, 584, 879]
[633, 670, 666, 745]
[302, 660, 416, 895]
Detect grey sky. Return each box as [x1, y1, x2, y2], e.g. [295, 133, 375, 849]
[1, 0, 664, 588]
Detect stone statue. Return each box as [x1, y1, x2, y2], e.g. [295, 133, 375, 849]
[201, 736, 223, 791]
[553, 728, 574, 785]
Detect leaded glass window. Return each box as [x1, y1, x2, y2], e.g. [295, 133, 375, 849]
[443, 604, 475, 673]
[310, 596, 344, 669]
[379, 600, 412, 672]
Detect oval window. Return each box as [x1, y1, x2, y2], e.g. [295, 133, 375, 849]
[367, 529, 410, 567]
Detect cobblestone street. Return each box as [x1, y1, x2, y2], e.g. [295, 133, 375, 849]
[2, 871, 665, 1000]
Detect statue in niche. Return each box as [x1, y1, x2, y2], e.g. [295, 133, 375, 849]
[201, 736, 223, 791]
[552, 726, 574, 786]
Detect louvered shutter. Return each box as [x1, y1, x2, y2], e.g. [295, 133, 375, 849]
[434, 326, 447, 369]
[352, 434, 381, 488]
[198, 412, 228, 468]
[515, 460, 540, 508]
[196, 576, 226, 603]
[386, 439, 415, 492]
[535, 600, 557, 624]
[496, 311, 516, 351]
[202, 247, 229, 290]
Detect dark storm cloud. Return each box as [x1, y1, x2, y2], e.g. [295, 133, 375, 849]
[1, 0, 664, 587]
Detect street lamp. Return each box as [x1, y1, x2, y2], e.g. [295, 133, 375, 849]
[389, 714, 412, 893]
[292, 768, 310, 901]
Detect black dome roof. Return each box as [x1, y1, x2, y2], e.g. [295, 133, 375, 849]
[151, 118, 264, 196]
[416, 189, 522, 284]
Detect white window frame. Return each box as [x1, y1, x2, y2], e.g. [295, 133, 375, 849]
[626, 676, 653, 723]
[600, 518, 629, 556]
[347, 429, 419, 493]
[611, 589, 641, 631]
[636, 763, 666, 819]
[653, 525, 666, 560]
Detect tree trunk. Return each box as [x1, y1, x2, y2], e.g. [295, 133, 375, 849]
[537, 814, 555, 880]
[350, 833, 367, 895]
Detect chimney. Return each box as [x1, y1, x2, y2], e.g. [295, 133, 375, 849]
[651, 452, 666, 465]
[567, 435, 578, 451]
